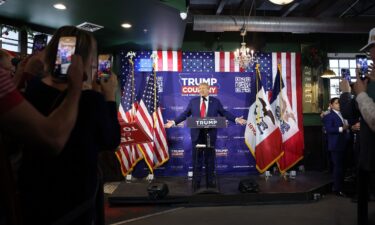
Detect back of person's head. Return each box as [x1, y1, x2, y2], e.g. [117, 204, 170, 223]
[44, 26, 96, 75]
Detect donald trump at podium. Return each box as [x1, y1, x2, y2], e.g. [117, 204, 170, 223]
[165, 82, 246, 190]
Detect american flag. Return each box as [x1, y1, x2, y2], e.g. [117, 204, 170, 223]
[214, 51, 239, 72]
[115, 56, 143, 176]
[257, 52, 273, 92]
[119, 51, 131, 88]
[153, 50, 182, 72]
[182, 52, 215, 73]
[136, 67, 169, 172]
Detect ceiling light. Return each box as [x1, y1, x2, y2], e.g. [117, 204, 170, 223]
[53, 3, 66, 10]
[321, 69, 336, 78]
[180, 12, 187, 20]
[268, 0, 294, 5]
[121, 23, 132, 29]
[0, 0, 7, 6]
[180, 6, 189, 20]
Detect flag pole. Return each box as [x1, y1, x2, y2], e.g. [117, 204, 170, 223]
[255, 64, 261, 124]
[277, 64, 283, 120]
[127, 51, 136, 122]
[151, 53, 158, 129]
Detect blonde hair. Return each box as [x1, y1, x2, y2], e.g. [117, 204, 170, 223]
[199, 82, 209, 87]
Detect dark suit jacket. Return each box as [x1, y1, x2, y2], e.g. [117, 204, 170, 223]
[322, 110, 349, 152]
[174, 96, 236, 145]
[340, 92, 375, 171]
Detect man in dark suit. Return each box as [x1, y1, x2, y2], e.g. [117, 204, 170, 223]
[322, 97, 350, 196]
[165, 82, 246, 190]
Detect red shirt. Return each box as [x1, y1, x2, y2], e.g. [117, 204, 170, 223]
[0, 67, 23, 114]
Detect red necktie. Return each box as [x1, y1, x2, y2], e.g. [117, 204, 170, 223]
[200, 98, 206, 118]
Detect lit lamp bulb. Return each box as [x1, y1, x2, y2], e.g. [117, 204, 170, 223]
[234, 49, 239, 57]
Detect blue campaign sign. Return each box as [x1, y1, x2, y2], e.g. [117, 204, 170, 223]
[132, 71, 258, 176]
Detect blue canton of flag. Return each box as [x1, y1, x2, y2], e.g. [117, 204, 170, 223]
[119, 51, 131, 89]
[118, 53, 136, 114]
[142, 73, 158, 114]
[121, 65, 136, 113]
[269, 67, 285, 104]
[257, 52, 273, 91]
[182, 52, 214, 73]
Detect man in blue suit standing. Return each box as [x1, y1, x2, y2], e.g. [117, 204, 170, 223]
[165, 82, 246, 190]
[322, 97, 350, 196]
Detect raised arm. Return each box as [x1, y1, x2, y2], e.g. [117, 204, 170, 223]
[0, 55, 84, 155]
[353, 64, 375, 131]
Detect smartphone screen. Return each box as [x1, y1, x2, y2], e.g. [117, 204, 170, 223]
[32, 34, 48, 54]
[54, 36, 76, 80]
[97, 54, 112, 81]
[341, 68, 351, 82]
[356, 55, 368, 80]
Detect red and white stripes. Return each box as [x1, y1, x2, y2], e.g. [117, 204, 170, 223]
[214, 52, 240, 72]
[153, 51, 182, 72]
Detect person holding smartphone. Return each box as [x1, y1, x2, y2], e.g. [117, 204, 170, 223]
[0, 48, 85, 225]
[19, 26, 120, 225]
[339, 27, 375, 225]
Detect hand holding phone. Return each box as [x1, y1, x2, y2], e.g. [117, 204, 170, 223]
[341, 68, 351, 82]
[32, 34, 48, 54]
[356, 55, 368, 80]
[53, 36, 77, 81]
[97, 54, 112, 82]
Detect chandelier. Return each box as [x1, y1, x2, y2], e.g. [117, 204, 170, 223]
[234, 28, 256, 70]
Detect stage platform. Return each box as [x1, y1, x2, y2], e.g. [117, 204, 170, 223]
[108, 171, 332, 206]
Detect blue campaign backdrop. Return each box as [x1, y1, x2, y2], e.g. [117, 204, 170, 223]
[128, 70, 258, 177]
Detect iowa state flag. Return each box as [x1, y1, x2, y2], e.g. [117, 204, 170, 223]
[244, 65, 283, 173]
[270, 63, 304, 173]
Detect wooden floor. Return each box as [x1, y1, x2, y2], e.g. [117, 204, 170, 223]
[108, 171, 332, 206]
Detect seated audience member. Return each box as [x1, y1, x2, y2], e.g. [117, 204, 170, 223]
[322, 97, 350, 197]
[18, 26, 120, 225]
[0, 49, 83, 225]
